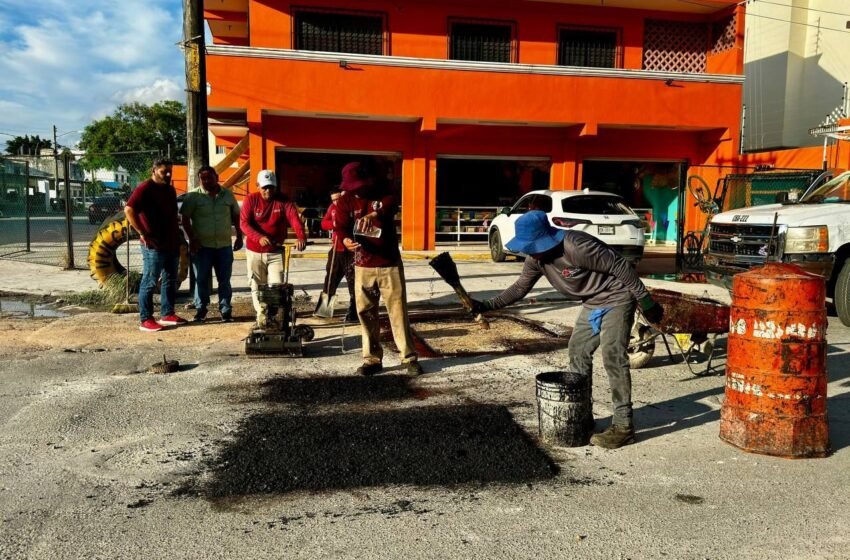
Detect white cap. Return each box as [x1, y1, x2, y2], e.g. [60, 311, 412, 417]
[257, 169, 276, 188]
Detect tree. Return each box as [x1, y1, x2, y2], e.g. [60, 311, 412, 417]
[78, 101, 187, 176]
[4, 135, 52, 156]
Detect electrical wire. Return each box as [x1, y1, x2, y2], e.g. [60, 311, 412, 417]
[745, 0, 850, 19]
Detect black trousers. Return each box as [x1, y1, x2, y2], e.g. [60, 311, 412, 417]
[323, 249, 355, 302]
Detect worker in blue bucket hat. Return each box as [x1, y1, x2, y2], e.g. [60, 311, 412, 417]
[470, 210, 663, 449]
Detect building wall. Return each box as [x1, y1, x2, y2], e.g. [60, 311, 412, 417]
[744, 0, 850, 150]
[206, 0, 745, 249]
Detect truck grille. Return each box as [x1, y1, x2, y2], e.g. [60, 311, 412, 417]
[708, 223, 778, 259]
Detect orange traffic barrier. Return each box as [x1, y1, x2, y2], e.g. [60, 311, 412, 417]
[720, 263, 830, 458]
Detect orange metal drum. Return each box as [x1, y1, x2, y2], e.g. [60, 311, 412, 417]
[720, 263, 830, 458]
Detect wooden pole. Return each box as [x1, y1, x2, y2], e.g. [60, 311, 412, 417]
[184, 0, 209, 189]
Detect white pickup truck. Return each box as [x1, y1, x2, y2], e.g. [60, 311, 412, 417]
[705, 170, 850, 325]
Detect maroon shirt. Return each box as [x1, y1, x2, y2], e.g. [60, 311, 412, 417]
[321, 204, 345, 252]
[333, 189, 400, 268]
[125, 179, 180, 252]
[240, 192, 306, 253]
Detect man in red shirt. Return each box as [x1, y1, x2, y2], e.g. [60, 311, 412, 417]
[334, 160, 422, 376]
[239, 169, 307, 328]
[317, 188, 357, 322]
[124, 158, 187, 332]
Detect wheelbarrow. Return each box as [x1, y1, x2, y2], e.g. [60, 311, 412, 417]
[628, 289, 730, 376]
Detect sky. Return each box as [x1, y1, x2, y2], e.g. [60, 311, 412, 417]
[0, 0, 185, 151]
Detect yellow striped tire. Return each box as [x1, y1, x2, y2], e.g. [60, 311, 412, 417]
[87, 211, 189, 287]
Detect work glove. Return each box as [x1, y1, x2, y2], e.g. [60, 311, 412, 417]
[469, 298, 495, 316]
[639, 294, 664, 325]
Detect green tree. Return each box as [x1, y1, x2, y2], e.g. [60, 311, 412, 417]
[78, 101, 187, 176]
[4, 135, 53, 156]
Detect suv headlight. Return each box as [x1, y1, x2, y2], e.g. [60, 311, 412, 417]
[784, 226, 828, 253]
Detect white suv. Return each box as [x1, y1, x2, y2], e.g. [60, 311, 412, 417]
[488, 190, 645, 263]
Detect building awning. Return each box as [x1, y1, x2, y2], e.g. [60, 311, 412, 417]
[101, 181, 123, 190]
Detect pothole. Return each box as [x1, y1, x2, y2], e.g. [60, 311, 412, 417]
[382, 310, 570, 358]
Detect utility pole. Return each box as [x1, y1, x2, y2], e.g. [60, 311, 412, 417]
[184, 0, 209, 190]
[53, 125, 60, 207]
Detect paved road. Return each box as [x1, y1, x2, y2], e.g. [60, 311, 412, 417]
[0, 261, 849, 559]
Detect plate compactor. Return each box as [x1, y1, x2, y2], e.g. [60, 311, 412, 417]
[245, 246, 314, 356]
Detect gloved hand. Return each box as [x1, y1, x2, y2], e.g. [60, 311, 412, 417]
[639, 294, 664, 325]
[469, 298, 494, 316]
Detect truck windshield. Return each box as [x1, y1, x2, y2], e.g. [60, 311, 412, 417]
[800, 172, 850, 204]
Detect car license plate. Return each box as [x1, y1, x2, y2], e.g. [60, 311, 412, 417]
[598, 225, 615, 235]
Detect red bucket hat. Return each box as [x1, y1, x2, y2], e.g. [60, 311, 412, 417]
[340, 162, 374, 192]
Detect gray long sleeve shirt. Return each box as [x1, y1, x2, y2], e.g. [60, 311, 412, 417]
[488, 230, 649, 310]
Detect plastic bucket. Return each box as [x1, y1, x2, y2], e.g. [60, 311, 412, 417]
[536, 371, 591, 447]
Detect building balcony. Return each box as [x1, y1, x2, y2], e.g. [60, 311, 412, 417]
[206, 45, 743, 133]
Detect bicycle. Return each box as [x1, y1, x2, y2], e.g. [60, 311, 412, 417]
[681, 175, 725, 271]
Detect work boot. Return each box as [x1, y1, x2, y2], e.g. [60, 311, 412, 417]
[220, 312, 233, 323]
[357, 363, 383, 376]
[406, 361, 424, 376]
[193, 308, 208, 323]
[589, 424, 635, 449]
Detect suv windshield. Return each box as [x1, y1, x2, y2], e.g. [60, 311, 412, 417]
[800, 172, 850, 204]
[561, 195, 634, 215]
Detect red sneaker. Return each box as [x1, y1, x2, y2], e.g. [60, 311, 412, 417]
[139, 318, 164, 332]
[158, 314, 188, 326]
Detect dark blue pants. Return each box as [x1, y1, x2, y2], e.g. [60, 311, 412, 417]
[192, 246, 234, 315]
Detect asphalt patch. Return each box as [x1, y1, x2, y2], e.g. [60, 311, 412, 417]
[191, 404, 558, 498]
[258, 375, 417, 406]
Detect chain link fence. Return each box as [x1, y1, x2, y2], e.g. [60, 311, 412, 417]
[0, 152, 160, 275]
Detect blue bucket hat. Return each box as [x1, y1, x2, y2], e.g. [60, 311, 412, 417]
[505, 210, 566, 255]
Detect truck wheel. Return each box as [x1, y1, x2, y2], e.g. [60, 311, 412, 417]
[489, 229, 506, 262]
[835, 259, 850, 327]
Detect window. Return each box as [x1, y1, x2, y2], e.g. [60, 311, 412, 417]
[215, 145, 227, 155]
[294, 9, 386, 55]
[558, 27, 620, 68]
[449, 20, 515, 63]
[561, 195, 634, 215]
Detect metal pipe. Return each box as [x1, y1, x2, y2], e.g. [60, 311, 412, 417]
[24, 162, 31, 252]
[63, 152, 75, 269]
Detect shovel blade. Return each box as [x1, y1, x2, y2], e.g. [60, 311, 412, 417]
[314, 292, 337, 319]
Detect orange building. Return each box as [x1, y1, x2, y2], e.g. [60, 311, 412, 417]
[204, 0, 745, 250]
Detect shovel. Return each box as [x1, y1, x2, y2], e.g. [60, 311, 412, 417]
[314, 236, 338, 318]
[428, 252, 490, 329]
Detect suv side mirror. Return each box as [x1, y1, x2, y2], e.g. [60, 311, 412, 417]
[499, 206, 511, 215]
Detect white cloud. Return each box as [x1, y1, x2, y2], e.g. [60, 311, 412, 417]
[0, 0, 185, 147]
[114, 79, 183, 104]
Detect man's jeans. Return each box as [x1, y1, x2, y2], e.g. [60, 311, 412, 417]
[568, 300, 637, 427]
[139, 246, 178, 321]
[192, 246, 234, 314]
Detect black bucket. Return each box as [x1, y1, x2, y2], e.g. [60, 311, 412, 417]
[535, 372, 591, 447]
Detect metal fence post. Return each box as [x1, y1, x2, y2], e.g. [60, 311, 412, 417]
[63, 152, 75, 269]
[25, 162, 31, 252]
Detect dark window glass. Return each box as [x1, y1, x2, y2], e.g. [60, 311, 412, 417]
[561, 195, 634, 215]
[450, 22, 513, 63]
[558, 29, 618, 68]
[529, 194, 553, 213]
[511, 194, 535, 214]
[295, 11, 384, 55]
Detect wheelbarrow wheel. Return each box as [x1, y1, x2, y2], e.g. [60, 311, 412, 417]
[628, 317, 655, 369]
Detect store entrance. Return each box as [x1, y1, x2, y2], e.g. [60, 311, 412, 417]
[435, 157, 550, 243]
[582, 160, 683, 246]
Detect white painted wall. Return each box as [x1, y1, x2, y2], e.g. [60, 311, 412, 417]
[743, 0, 850, 150]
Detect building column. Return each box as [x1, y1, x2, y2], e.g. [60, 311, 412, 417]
[247, 107, 264, 192]
[402, 121, 436, 251]
[550, 129, 579, 190]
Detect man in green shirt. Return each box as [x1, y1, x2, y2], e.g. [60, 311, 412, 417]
[180, 166, 243, 322]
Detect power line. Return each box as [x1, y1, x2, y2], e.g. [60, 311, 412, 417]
[745, 11, 850, 34]
[746, 0, 850, 19]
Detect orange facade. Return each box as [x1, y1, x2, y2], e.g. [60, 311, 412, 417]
[205, 0, 745, 250]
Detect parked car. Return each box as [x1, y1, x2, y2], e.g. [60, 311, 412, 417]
[488, 189, 645, 263]
[88, 196, 125, 224]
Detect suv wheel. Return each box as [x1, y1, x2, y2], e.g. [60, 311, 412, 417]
[489, 229, 506, 262]
[835, 259, 850, 327]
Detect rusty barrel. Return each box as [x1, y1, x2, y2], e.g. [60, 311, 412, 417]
[720, 263, 829, 458]
[536, 372, 591, 447]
